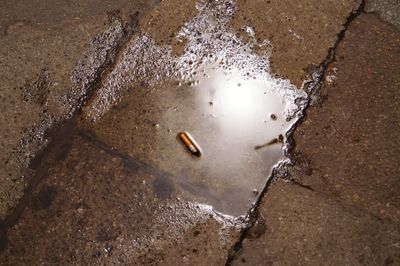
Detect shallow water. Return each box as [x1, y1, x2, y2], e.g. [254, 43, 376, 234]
[146, 66, 295, 216]
[82, 0, 307, 217]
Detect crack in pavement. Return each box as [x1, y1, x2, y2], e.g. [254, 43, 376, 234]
[279, 0, 366, 187]
[1, 0, 371, 261]
[0, 9, 149, 253]
[224, 1, 367, 264]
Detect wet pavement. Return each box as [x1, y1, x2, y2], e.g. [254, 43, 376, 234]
[1, 135, 241, 265]
[1, 0, 400, 265]
[0, 0, 157, 220]
[231, 11, 400, 266]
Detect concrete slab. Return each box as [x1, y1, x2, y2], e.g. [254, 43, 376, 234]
[231, 0, 361, 87]
[0, 0, 155, 37]
[232, 181, 400, 265]
[0, 16, 105, 220]
[230, 12, 400, 265]
[2, 0, 399, 265]
[366, 0, 400, 30]
[0, 1, 155, 219]
[290, 14, 400, 223]
[0, 135, 241, 264]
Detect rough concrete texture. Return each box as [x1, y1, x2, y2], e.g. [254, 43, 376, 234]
[76, 0, 362, 218]
[231, 0, 360, 87]
[0, 15, 106, 220]
[291, 14, 400, 223]
[366, 0, 400, 30]
[139, 0, 198, 46]
[0, 135, 240, 265]
[231, 13, 400, 265]
[233, 181, 400, 265]
[76, 0, 308, 217]
[0, 0, 155, 37]
[1, 0, 400, 265]
[0, 1, 155, 219]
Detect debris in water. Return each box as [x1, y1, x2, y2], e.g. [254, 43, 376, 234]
[80, 0, 309, 216]
[178, 131, 202, 157]
[254, 134, 284, 150]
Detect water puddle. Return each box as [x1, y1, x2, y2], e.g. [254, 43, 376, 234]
[81, 0, 308, 217]
[139, 67, 296, 216]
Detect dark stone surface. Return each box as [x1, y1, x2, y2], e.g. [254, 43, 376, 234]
[1, 1, 400, 265]
[233, 181, 400, 266]
[0, 136, 240, 265]
[0, 0, 156, 220]
[232, 13, 400, 265]
[231, 0, 360, 87]
[291, 14, 400, 223]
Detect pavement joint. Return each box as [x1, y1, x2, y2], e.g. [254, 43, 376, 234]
[0, 10, 143, 251]
[304, 0, 365, 105]
[277, 0, 366, 185]
[68, 11, 140, 114]
[77, 129, 178, 183]
[225, 1, 367, 264]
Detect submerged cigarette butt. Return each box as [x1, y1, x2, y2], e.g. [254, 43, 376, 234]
[178, 131, 202, 157]
[254, 134, 284, 150]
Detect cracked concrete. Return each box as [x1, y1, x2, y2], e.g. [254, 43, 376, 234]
[232, 181, 400, 265]
[0, 14, 109, 220]
[290, 13, 400, 224]
[1, 135, 241, 265]
[231, 0, 361, 88]
[0, 0, 399, 265]
[230, 11, 400, 266]
[0, 0, 156, 220]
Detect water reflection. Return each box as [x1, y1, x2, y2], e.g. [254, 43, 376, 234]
[81, 0, 307, 217]
[149, 65, 294, 216]
[192, 66, 289, 147]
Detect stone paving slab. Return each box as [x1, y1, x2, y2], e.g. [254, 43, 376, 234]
[0, 135, 240, 265]
[290, 13, 400, 223]
[230, 13, 400, 265]
[232, 181, 400, 265]
[1, 1, 400, 265]
[0, 0, 153, 37]
[0, 15, 107, 220]
[0, 1, 155, 220]
[231, 0, 360, 87]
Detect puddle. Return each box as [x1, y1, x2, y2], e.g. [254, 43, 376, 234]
[123, 68, 296, 216]
[81, 0, 308, 217]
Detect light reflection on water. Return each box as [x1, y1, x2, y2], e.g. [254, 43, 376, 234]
[81, 0, 308, 217]
[151, 65, 294, 216]
[193, 66, 290, 144]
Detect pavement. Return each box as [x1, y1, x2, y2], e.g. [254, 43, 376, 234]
[0, 0, 399, 265]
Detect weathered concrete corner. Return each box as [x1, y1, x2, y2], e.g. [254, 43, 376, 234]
[232, 181, 400, 265]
